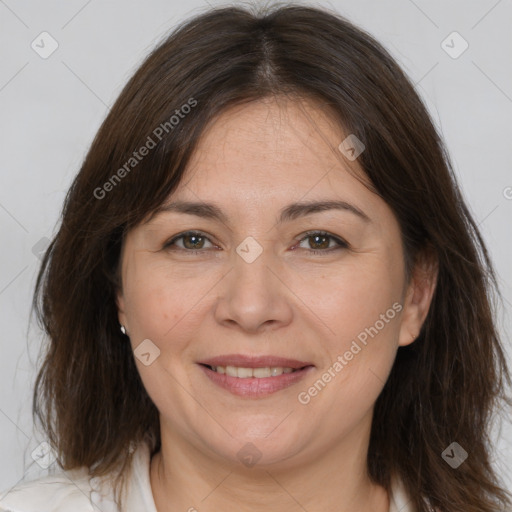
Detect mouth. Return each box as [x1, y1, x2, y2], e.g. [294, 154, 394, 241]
[197, 355, 315, 398]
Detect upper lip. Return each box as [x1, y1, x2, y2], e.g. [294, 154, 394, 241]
[199, 354, 314, 369]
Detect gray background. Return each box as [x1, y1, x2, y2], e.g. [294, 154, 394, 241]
[1, 0, 511, 495]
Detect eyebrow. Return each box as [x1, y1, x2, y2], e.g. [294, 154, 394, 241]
[145, 199, 371, 225]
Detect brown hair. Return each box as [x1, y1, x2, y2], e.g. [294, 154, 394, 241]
[31, 3, 511, 511]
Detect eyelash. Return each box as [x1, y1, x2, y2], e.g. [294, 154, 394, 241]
[163, 230, 348, 256]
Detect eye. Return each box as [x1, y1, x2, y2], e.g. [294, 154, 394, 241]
[164, 231, 217, 254]
[294, 231, 348, 255]
[163, 230, 348, 256]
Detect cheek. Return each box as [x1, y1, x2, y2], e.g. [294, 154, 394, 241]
[292, 256, 402, 410]
[123, 271, 201, 405]
[123, 270, 172, 337]
[122, 261, 224, 364]
[123, 258, 197, 333]
[293, 256, 401, 345]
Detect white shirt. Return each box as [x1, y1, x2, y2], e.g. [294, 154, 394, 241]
[0, 442, 416, 511]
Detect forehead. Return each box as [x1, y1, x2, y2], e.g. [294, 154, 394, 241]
[178, 96, 374, 202]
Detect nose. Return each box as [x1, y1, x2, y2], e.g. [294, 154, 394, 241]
[213, 241, 294, 333]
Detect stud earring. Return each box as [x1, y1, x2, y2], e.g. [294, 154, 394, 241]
[120, 325, 127, 335]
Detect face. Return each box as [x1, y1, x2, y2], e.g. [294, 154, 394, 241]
[117, 96, 434, 469]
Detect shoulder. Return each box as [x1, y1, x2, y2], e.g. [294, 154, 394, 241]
[0, 467, 98, 512]
[389, 476, 439, 512]
[389, 476, 415, 512]
[0, 441, 151, 512]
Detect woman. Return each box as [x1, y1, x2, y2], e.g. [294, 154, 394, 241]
[1, 3, 510, 512]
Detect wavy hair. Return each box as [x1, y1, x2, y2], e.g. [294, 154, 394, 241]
[31, 3, 511, 510]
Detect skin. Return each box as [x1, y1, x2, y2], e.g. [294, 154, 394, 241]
[116, 96, 437, 512]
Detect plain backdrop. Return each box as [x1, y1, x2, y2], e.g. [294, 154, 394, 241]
[1, 0, 511, 496]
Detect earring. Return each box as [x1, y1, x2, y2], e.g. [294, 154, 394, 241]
[120, 325, 127, 335]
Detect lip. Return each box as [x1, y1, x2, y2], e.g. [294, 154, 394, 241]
[197, 354, 315, 398]
[198, 354, 313, 369]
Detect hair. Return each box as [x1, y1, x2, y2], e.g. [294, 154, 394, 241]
[31, 3, 511, 511]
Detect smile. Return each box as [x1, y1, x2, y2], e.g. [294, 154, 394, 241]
[198, 363, 314, 398]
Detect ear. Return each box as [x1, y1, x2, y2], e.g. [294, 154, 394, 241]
[398, 246, 438, 347]
[114, 240, 128, 330]
[116, 286, 128, 330]
[116, 288, 126, 326]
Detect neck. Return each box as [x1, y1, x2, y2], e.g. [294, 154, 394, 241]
[149, 416, 389, 512]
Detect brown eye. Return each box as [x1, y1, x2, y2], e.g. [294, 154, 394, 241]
[296, 231, 348, 254]
[307, 234, 330, 250]
[182, 233, 206, 249]
[164, 231, 215, 252]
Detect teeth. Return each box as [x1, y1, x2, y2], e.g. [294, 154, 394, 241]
[254, 367, 272, 378]
[213, 365, 296, 378]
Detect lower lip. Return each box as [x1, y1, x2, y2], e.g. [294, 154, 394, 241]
[198, 364, 315, 398]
